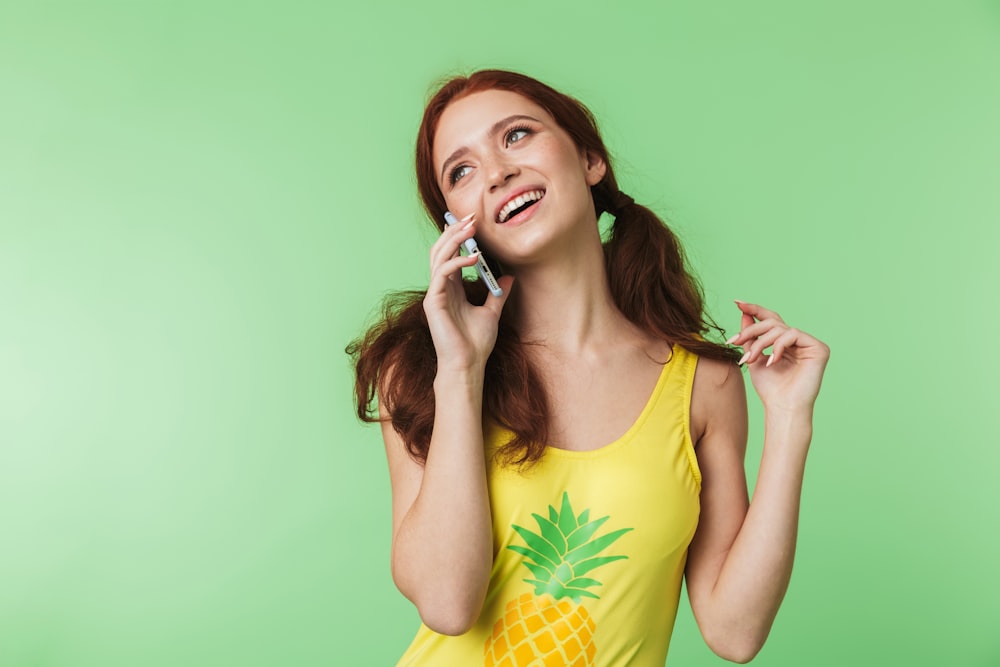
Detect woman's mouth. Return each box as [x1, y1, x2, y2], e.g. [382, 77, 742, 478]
[496, 189, 545, 223]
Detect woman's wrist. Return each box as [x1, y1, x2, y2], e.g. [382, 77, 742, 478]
[761, 408, 813, 459]
[762, 401, 814, 422]
[434, 365, 486, 395]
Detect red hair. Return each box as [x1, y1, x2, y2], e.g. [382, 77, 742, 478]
[348, 70, 740, 468]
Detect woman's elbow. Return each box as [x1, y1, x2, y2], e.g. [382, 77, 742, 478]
[414, 595, 482, 636]
[716, 647, 761, 664]
[419, 610, 477, 636]
[706, 635, 765, 664]
[700, 622, 767, 664]
[393, 572, 483, 635]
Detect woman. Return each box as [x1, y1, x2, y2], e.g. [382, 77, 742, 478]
[349, 70, 830, 666]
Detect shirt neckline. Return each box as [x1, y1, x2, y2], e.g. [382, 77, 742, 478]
[541, 343, 678, 460]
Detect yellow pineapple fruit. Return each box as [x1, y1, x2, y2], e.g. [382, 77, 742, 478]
[484, 492, 632, 666]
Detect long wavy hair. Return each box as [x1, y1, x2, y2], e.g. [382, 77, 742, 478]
[348, 70, 741, 468]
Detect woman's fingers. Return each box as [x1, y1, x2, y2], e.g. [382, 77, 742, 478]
[424, 253, 476, 324]
[430, 252, 479, 285]
[726, 301, 830, 410]
[429, 226, 464, 268]
[766, 327, 803, 367]
[735, 300, 785, 324]
[736, 325, 788, 365]
[726, 303, 828, 367]
[481, 274, 515, 317]
[770, 326, 829, 363]
[726, 317, 784, 346]
[429, 216, 477, 270]
[725, 301, 794, 366]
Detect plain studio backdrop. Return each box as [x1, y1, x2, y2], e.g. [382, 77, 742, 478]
[1, 1, 997, 665]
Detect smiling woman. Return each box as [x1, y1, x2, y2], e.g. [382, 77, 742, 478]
[347, 70, 829, 666]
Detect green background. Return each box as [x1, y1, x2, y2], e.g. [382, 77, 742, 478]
[2, 1, 998, 665]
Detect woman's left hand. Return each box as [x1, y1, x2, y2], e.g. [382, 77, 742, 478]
[726, 300, 831, 414]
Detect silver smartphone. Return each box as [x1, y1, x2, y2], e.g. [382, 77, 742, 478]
[443, 211, 503, 297]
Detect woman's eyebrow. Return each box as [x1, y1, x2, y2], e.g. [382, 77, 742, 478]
[439, 114, 541, 183]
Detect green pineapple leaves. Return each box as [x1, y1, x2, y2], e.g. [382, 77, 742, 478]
[557, 491, 577, 537]
[506, 491, 633, 603]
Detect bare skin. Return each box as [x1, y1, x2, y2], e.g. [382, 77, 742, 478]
[381, 89, 830, 661]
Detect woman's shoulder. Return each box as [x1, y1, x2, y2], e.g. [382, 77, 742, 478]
[688, 351, 743, 447]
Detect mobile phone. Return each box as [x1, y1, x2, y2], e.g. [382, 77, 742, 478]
[444, 211, 503, 297]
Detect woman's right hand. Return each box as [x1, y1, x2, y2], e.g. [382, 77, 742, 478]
[423, 215, 514, 373]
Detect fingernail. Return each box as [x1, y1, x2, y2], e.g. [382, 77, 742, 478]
[738, 350, 750, 365]
[766, 355, 775, 367]
[462, 220, 474, 231]
[735, 299, 747, 305]
[461, 213, 475, 222]
[725, 334, 739, 345]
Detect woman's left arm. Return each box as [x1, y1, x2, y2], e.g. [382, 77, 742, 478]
[685, 301, 830, 663]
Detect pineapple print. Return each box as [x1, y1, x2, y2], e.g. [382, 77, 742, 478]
[484, 492, 633, 667]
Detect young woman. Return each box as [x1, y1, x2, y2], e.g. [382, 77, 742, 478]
[350, 70, 830, 666]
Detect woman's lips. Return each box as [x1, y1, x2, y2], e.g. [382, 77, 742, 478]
[495, 188, 546, 223]
[500, 197, 542, 227]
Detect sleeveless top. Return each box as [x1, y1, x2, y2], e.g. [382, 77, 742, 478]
[397, 342, 702, 666]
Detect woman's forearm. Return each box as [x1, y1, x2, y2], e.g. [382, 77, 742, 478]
[705, 408, 813, 657]
[391, 368, 494, 635]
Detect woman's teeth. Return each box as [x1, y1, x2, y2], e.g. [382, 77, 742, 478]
[498, 190, 545, 223]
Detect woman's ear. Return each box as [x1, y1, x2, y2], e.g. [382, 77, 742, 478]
[583, 150, 607, 186]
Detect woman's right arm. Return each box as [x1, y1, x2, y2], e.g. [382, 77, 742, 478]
[381, 216, 513, 636]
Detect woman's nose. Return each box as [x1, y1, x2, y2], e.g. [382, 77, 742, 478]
[486, 156, 519, 191]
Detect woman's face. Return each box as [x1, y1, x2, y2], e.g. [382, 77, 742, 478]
[431, 89, 606, 265]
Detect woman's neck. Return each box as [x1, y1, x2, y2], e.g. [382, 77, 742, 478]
[504, 238, 635, 356]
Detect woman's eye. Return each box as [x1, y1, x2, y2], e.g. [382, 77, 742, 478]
[449, 165, 471, 185]
[506, 127, 531, 146]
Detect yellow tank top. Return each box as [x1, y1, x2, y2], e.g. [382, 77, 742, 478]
[397, 343, 702, 666]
